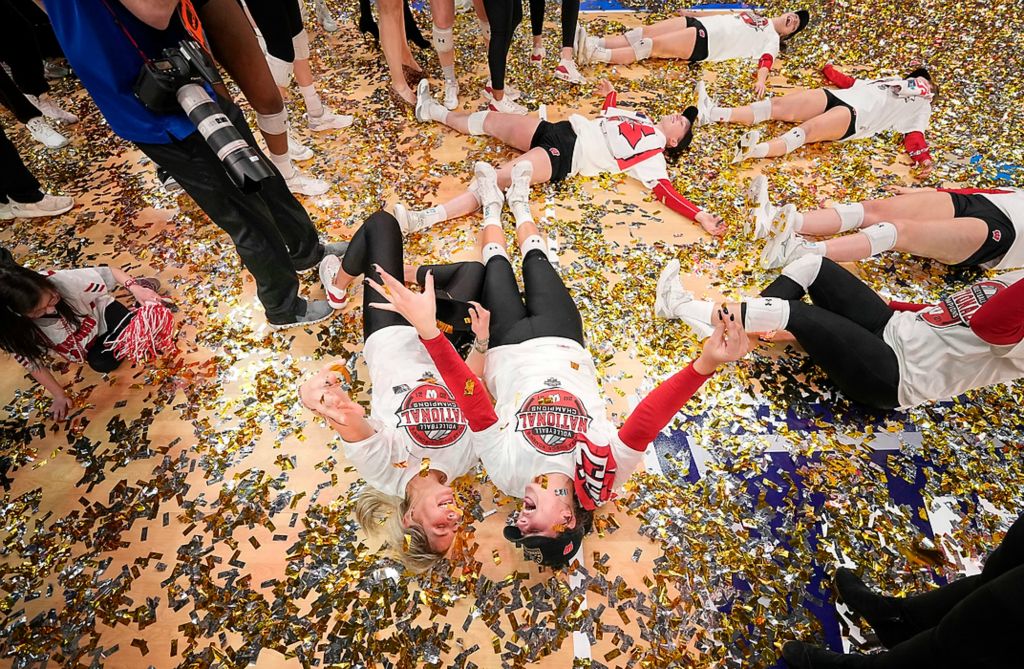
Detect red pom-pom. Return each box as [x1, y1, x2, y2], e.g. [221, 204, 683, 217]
[107, 302, 176, 364]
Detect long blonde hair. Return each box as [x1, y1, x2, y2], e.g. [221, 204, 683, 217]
[353, 487, 444, 574]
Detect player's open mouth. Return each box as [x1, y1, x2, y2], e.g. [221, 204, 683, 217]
[523, 496, 536, 510]
[438, 496, 455, 508]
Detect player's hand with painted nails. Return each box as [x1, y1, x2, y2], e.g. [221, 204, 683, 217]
[366, 266, 441, 340]
[694, 306, 749, 374]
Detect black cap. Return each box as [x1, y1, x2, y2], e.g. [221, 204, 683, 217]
[504, 524, 585, 569]
[793, 10, 810, 35]
[906, 67, 931, 82]
[679, 106, 698, 151]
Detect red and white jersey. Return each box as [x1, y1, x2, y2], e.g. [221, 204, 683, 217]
[884, 271, 1024, 408]
[475, 337, 644, 502]
[978, 189, 1024, 270]
[16, 267, 117, 370]
[701, 12, 781, 62]
[829, 77, 932, 141]
[569, 108, 670, 188]
[342, 326, 479, 497]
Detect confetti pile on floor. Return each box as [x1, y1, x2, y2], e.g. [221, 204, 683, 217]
[1, 1, 1022, 667]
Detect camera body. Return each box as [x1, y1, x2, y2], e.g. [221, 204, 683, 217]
[134, 41, 273, 193]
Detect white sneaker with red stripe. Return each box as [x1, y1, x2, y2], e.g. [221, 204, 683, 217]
[319, 254, 349, 309]
[530, 46, 545, 67]
[483, 81, 520, 101]
[488, 95, 527, 115]
[554, 58, 585, 84]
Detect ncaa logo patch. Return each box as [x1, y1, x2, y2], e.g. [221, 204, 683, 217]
[515, 388, 592, 455]
[395, 382, 468, 448]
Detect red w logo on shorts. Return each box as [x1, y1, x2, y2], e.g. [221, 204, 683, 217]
[618, 120, 655, 149]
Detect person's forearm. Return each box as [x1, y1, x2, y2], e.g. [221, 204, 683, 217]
[326, 414, 376, 442]
[119, 0, 181, 30]
[30, 367, 66, 400]
[109, 266, 132, 287]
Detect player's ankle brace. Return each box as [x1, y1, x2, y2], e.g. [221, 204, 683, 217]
[863, 222, 898, 256]
[781, 127, 806, 154]
[832, 202, 865, 232]
[742, 297, 790, 332]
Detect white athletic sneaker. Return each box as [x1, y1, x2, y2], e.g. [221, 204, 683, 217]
[483, 81, 520, 101]
[0, 202, 14, 220]
[9, 193, 74, 218]
[455, 0, 472, 12]
[319, 254, 348, 308]
[393, 203, 431, 235]
[442, 79, 459, 110]
[415, 80, 440, 122]
[285, 170, 331, 196]
[289, 133, 314, 161]
[26, 117, 68, 148]
[654, 260, 716, 339]
[695, 81, 717, 127]
[760, 205, 806, 269]
[474, 161, 504, 223]
[268, 298, 335, 331]
[530, 46, 545, 67]
[26, 93, 78, 124]
[746, 175, 776, 239]
[573, 23, 588, 54]
[505, 160, 533, 221]
[732, 129, 762, 164]
[307, 107, 354, 131]
[314, 0, 339, 32]
[578, 36, 603, 65]
[554, 58, 586, 84]
[488, 94, 527, 115]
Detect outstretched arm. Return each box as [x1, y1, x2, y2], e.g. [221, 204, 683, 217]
[754, 54, 773, 97]
[971, 278, 1024, 347]
[822, 63, 857, 89]
[651, 179, 725, 236]
[597, 79, 618, 114]
[902, 131, 933, 174]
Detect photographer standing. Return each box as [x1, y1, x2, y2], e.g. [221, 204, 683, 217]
[42, 0, 344, 329]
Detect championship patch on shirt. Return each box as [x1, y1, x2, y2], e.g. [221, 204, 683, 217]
[515, 380, 593, 455]
[394, 376, 468, 448]
[921, 279, 1007, 329]
[739, 11, 769, 30]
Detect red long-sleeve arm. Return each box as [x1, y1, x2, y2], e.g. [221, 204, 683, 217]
[903, 131, 932, 164]
[602, 91, 618, 112]
[652, 179, 701, 220]
[757, 53, 774, 71]
[888, 300, 930, 312]
[420, 334, 498, 431]
[822, 63, 856, 89]
[938, 187, 1014, 195]
[970, 279, 1024, 346]
[617, 363, 712, 452]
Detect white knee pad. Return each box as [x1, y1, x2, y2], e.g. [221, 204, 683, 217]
[483, 242, 509, 264]
[862, 222, 898, 256]
[624, 27, 644, 46]
[432, 25, 454, 53]
[292, 30, 310, 60]
[781, 254, 823, 291]
[521, 235, 546, 257]
[256, 109, 289, 136]
[781, 127, 806, 153]
[832, 202, 865, 232]
[743, 297, 791, 332]
[267, 55, 293, 87]
[751, 99, 772, 124]
[631, 37, 653, 61]
[468, 111, 489, 135]
[478, 18, 491, 41]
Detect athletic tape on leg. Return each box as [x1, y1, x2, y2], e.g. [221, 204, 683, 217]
[833, 202, 865, 232]
[780, 254, 823, 290]
[751, 99, 772, 124]
[781, 127, 806, 153]
[256, 109, 289, 135]
[483, 242, 509, 263]
[863, 222, 898, 256]
[468, 111, 489, 135]
[267, 55, 293, 87]
[743, 297, 790, 332]
[521, 235, 546, 257]
[292, 31, 310, 59]
[432, 25, 454, 53]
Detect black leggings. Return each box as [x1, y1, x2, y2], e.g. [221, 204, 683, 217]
[482, 249, 584, 348]
[853, 514, 1024, 668]
[483, 0, 522, 90]
[0, 65, 41, 124]
[244, 0, 303, 61]
[0, 125, 43, 204]
[760, 258, 900, 409]
[528, 0, 581, 49]
[86, 301, 134, 374]
[0, 0, 50, 98]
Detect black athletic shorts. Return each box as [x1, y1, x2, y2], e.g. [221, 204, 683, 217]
[685, 16, 709, 62]
[823, 90, 858, 140]
[530, 120, 577, 183]
[948, 192, 1018, 267]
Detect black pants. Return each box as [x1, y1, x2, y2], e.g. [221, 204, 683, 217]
[855, 514, 1024, 668]
[136, 98, 322, 323]
[0, 0, 49, 98]
[483, 249, 584, 347]
[86, 301, 133, 373]
[761, 258, 900, 409]
[0, 67, 41, 124]
[0, 125, 42, 204]
[244, 0, 303, 61]
[483, 0, 523, 90]
[528, 0, 581, 49]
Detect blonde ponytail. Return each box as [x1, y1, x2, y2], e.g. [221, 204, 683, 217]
[353, 487, 444, 574]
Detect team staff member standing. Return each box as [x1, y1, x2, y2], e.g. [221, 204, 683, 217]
[42, 0, 344, 329]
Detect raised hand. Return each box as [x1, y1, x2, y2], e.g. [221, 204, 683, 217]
[366, 266, 441, 339]
[299, 367, 366, 427]
[468, 301, 491, 341]
[694, 306, 749, 374]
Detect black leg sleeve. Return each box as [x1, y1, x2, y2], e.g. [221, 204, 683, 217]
[87, 301, 133, 373]
[529, 0, 545, 37]
[560, 0, 580, 49]
[244, 0, 298, 60]
[0, 126, 42, 204]
[0, 66, 41, 124]
[417, 262, 485, 303]
[482, 254, 528, 344]
[521, 248, 583, 345]
[483, 0, 519, 89]
[341, 211, 410, 340]
[808, 258, 895, 335]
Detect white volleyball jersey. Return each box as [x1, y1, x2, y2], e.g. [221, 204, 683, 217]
[568, 108, 670, 188]
[883, 271, 1024, 408]
[475, 337, 645, 502]
[829, 77, 932, 141]
[701, 12, 781, 62]
[342, 326, 479, 497]
[979, 189, 1024, 270]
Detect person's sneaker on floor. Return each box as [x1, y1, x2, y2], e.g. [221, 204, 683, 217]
[530, 46, 545, 67]
[288, 132, 314, 161]
[268, 298, 335, 331]
[442, 79, 459, 110]
[483, 81, 520, 101]
[318, 254, 349, 309]
[747, 174, 776, 239]
[26, 93, 78, 124]
[554, 58, 586, 84]
[474, 161, 505, 223]
[285, 170, 331, 196]
[156, 168, 183, 194]
[695, 80, 717, 127]
[488, 94, 527, 115]
[505, 160, 533, 223]
[654, 259, 716, 339]
[0, 202, 13, 220]
[314, 0, 339, 32]
[416, 80, 448, 122]
[393, 203, 435, 235]
[26, 116, 68, 148]
[732, 129, 763, 164]
[307, 107, 354, 131]
[573, 23, 588, 54]
[43, 59, 70, 80]
[9, 193, 74, 218]
[760, 205, 814, 269]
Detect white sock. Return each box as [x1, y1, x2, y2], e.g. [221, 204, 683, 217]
[672, 300, 717, 337]
[269, 150, 295, 179]
[521, 234, 546, 257]
[482, 199, 502, 228]
[430, 104, 449, 123]
[442, 65, 456, 82]
[593, 46, 612, 63]
[483, 242, 508, 263]
[711, 107, 732, 122]
[421, 204, 448, 226]
[596, 37, 606, 48]
[624, 27, 644, 46]
[300, 85, 324, 117]
[510, 201, 533, 228]
[749, 143, 771, 159]
[742, 297, 791, 332]
[750, 99, 772, 124]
